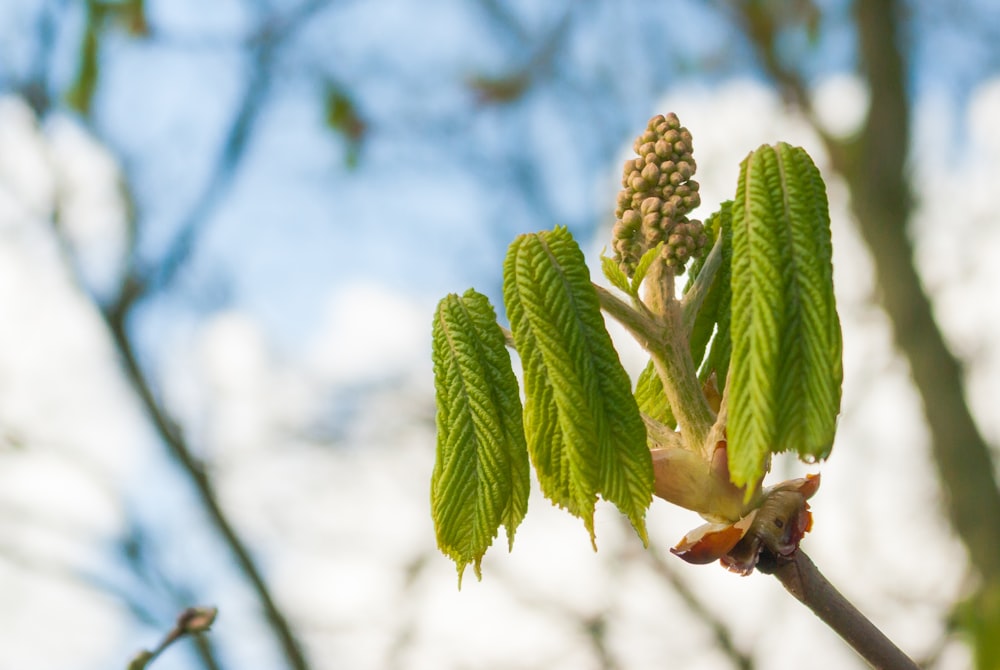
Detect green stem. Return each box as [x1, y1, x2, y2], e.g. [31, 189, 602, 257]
[680, 233, 723, 334]
[648, 263, 716, 455]
[594, 265, 716, 455]
[591, 284, 660, 353]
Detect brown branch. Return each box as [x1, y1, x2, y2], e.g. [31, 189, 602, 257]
[128, 606, 219, 670]
[75, 7, 337, 670]
[768, 551, 919, 670]
[640, 543, 754, 670]
[848, 0, 1000, 587]
[735, 0, 1000, 641]
[103, 308, 311, 670]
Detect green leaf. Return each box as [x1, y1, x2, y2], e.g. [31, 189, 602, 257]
[503, 227, 653, 545]
[630, 242, 664, 296]
[728, 143, 843, 487]
[635, 359, 675, 428]
[600, 250, 632, 295]
[323, 82, 367, 168]
[683, 210, 721, 296]
[66, 3, 102, 116]
[686, 203, 734, 381]
[431, 289, 530, 584]
[957, 584, 1000, 670]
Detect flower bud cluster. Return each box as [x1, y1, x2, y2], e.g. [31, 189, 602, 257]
[612, 113, 708, 276]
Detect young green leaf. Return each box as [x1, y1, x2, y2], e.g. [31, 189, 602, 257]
[728, 143, 842, 487]
[503, 227, 653, 545]
[600, 250, 632, 295]
[431, 289, 530, 584]
[635, 359, 676, 428]
[686, 203, 734, 382]
[630, 242, 665, 296]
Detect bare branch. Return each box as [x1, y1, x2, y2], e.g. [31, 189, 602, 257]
[127, 606, 219, 670]
[768, 551, 919, 670]
[101, 311, 311, 670]
[36, 6, 333, 669]
[639, 543, 754, 670]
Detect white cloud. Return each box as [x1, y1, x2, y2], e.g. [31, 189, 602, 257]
[45, 114, 129, 295]
[811, 74, 870, 139]
[0, 96, 54, 224]
[307, 281, 429, 385]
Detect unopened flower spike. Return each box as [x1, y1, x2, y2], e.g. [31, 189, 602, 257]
[612, 113, 708, 277]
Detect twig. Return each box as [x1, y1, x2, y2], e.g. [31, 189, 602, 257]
[90, 7, 333, 670]
[641, 543, 754, 670]
[128, 606, 218, 670]
[103, 313, 311, 670]
[767, 551, 919, 670]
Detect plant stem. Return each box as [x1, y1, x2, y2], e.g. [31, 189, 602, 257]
[105, 297, 311, 670]
[591, 284, 659, 352]
[680, 232, 723, 334]
[646, 263, 716, 454]
[594, 276, 715, 455]
[770, 551, 919, 670]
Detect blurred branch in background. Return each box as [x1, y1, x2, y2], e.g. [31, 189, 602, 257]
[81, 4, 334, 668]
[127, 606, 219, 670]
[28, 2, 336, 669]
[637, 543, 754, 670]
[1, 0, 1000, 667]
[733, 0, 1000, 662]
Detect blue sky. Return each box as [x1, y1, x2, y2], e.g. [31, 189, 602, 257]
[1, 1, 1000, 668]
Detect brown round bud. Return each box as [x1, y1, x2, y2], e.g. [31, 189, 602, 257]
[641, 163, 659, 184]
[640, 197, 662, 215]
[613, 112, 701, 277]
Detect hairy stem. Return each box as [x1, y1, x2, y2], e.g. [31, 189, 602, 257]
[648, 262, 716, 453]
[594, 280, 716, 454]
[680, 233, 723, 335]
[769, 551, 919, 670]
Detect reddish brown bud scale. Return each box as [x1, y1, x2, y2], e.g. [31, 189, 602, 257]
[670, 473, 821, 576]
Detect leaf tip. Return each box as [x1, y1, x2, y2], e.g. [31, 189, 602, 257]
[455, 557, 485, 590]
[633, 519, 650, 548]
[583, 515, 598, 552]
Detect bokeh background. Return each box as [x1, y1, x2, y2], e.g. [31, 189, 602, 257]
[1, 1, 1000, 668]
